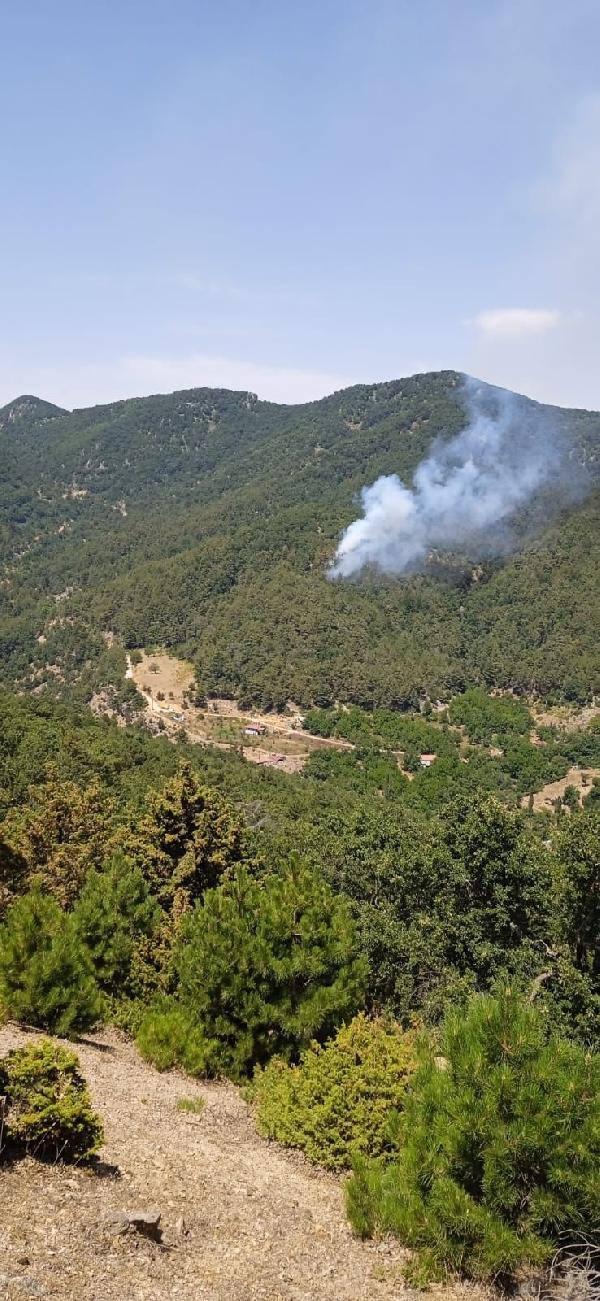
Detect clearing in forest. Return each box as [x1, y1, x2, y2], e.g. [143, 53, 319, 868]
[520, 765, 600, 812]
[126, 650, 353, 774]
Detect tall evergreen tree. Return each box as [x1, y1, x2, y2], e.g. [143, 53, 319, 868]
[0, 889, 102, 1035]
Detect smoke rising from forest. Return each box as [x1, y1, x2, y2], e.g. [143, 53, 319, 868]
[329, 377, 579, 579]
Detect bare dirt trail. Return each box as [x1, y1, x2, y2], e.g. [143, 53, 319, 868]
[0, 1025, 429, 1301]
[125, 651, 355, 775]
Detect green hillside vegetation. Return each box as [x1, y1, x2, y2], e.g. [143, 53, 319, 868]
[1, 371, 599, 709]
[2, 370, 600, 1288]
[300, 694, 593, 807]
[1, 687, 598, 1047]
[1, 685, 598, 1286]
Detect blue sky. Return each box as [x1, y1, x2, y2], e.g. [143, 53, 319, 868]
[2, 0, 600, 409]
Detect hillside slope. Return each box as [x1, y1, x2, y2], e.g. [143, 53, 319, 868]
[1, 371, 599, 707]
[0, 1024, 426, 1301]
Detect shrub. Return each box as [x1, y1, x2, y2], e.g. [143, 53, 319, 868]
[2, 1040, 103, 1161]
[172, 861, 366, 1079]
[1, 776, 114, 907]
[252, 1014, 415, 1170]
[136, 999, 215, 1076]
[0, 890, 102, 1036]
[346, 991, 600, 1284]
[72, 854, 159, 995]
[176, 1095, 204, 1114]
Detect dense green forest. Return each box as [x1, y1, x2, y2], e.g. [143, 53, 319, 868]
[2, 370, 599, 708]
[1, 669, 598, 1288]
[1, 687, 598, 1041]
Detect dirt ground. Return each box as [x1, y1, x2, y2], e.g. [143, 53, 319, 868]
[0, 1024, 457, 1301]
[126, 651, 354, 775]
[520, 765, 600, 812]
[532, 702, 600, 732]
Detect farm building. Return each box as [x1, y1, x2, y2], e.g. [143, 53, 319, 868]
[420, 752, 437, 767]
[244, 723, 267, 737]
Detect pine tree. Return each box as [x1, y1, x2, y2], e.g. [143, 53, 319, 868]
[1, 773, 114, 907]
[117, 764, 247, 909]
[346, 991, 600, 1283]
[0, 835, 28, 916]
[0, 889, 102, 1035]
[141, 861, 367, 1079]
[72, 854, 159, 995]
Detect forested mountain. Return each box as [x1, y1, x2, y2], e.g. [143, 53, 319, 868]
[1, 370, 599, 708]
[2, 380, 599, 1292]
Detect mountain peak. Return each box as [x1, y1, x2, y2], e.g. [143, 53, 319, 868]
[0, 394, 68, 432]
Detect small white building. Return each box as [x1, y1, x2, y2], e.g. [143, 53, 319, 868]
[420, 752, 437, 768]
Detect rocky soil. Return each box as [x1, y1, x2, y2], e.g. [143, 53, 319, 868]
[0, 1024, 439, 1301]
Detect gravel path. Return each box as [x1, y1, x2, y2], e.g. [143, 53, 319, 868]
[0, 1025, 423, 1301]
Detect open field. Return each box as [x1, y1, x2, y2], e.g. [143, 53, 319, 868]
[126, 651, 354, 774]
[521, 765, 600, 812]
[532, 702, 600, 732]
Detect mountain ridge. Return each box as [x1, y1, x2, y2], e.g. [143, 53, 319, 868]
[1, 369, 598, 709]
[5, 365, 600, 419]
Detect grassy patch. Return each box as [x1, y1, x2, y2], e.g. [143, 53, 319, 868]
[176, 1095, 205, 1115]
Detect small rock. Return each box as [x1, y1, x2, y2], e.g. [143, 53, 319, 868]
[102, 1209, 162, 1241]
[174, 1215, 188, 1238]
[103, 1211, 131, 1235]
[19, 1281, 47, 1298]
[128, 1209, 162, 1238]
[0, 1279, 47, 1299]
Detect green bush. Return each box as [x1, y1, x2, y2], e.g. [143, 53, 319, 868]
[136, 999, 215, 1076]
[176, 1095, 204, 1114]
[138, 862, 366, 1081]
[174, 862, 367, 1079]
[72, 854, 159, 995]
[2, 1039, 103, 1161]
[252, 1014, 416, 1169]
[0, 890, 102, 1036]
[346, 991, 600, 1284]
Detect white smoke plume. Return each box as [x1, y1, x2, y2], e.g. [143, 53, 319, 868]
[329, 377, 571, 579]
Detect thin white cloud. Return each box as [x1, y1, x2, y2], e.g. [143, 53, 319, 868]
[472, 308, 561, 339]
[463, 91, 600, 409]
